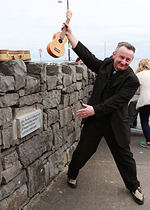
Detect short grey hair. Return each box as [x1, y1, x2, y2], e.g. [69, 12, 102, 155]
[115, 42, 136, 54]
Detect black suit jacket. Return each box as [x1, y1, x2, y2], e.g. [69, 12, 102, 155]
[73, 41, 140, 148]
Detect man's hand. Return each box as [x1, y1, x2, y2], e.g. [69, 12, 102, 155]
[61, 23, 72, 36]
[77, 103, 95, 119]
[61, 23, 78, 49]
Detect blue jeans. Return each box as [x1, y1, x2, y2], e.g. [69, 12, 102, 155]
[139, 105, 150, 142]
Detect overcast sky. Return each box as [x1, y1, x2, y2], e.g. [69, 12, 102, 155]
[0, 0, 150, 63]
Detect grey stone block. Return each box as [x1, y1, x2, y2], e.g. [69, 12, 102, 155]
[62, 64, 76, 83]
[27, 159, 45, 197]
[0, 60, 27, 91]
[63, 74, 72, 87]
[42, 90, 61, 109]
[0, 76, 15, 93]
[0, 107, 12, 126]
[69, 91, 79, 105]
[47, 76, 57, 90]
[76, 65, 88, 80]
[0, 93, 19, 108]
[1, 126, 14, 149]
[0, 184, 28, 210]
[0, 148, 2, 184]
[59, 107, 72, 128]
[48, 149, 64, 179]
[17, 129, 53, 167]
[19, 93, 42, 107]
[25, 76, 40, 95]
[1, 148, 22, 183]
[45, 108, 59, 126]
[26, 62, 47, 83]
[0, 170, 28, 201]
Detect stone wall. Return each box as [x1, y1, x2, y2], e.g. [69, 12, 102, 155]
[0, 60, 95, 210]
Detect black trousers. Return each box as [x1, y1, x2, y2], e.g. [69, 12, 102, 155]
[68, 117, 140, 192]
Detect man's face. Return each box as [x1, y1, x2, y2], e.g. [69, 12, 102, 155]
[113, 46, 134, 71]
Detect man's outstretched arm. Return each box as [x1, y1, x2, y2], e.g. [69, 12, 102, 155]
[62, 23, 78, 49]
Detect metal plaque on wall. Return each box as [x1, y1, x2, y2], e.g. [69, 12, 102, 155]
[17, 109, 42, 138]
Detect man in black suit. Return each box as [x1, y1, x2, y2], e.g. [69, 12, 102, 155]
[62, 23, 144, 205]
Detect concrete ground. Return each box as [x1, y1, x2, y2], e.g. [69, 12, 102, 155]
[27, 127, 150, 210]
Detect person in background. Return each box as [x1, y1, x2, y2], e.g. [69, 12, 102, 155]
[136, 58, 150, 149]
[75, 57, 83, 63]
[62, 23, 144, 205]
[128, 95, 138, 128]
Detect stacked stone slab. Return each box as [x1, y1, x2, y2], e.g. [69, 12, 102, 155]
[0, 60, 95, 210]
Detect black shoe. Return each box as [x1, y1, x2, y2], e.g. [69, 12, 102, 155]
[67, 179, 77, 188]
[131, 187, 144, 205]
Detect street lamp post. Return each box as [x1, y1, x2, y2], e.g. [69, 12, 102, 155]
[58, 0, 69, 11]
[58, 0, 71, 61]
